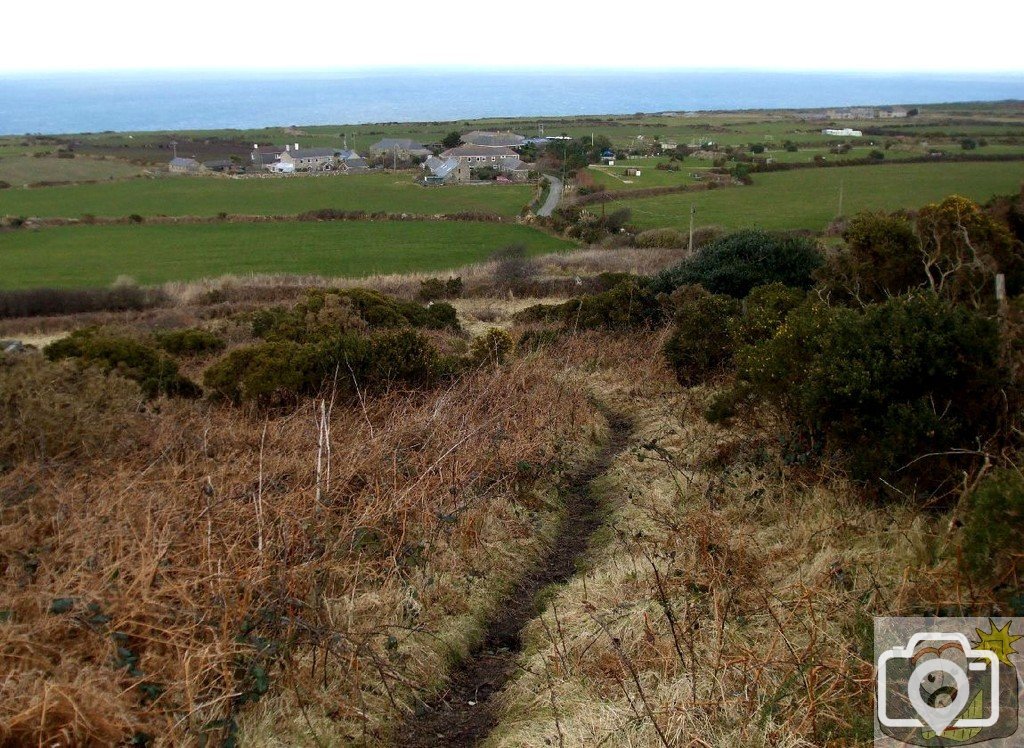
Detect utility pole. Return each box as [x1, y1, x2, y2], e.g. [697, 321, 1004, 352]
[688, 204, 696, 253]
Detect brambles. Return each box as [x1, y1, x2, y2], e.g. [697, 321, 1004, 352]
[650, 229, 823, 297]
[44, 328, 200, 398]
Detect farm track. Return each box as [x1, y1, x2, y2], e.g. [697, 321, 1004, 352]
[398, 406, 633, 748]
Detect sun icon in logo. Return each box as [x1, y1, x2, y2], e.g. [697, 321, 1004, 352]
[973, 619, 1023, 666]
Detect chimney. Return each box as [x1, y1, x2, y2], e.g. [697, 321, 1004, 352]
[294, 142, 299, 151]
[285, 144, 290, 152]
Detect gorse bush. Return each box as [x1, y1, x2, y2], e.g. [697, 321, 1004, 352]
[662, 286, 740, 386]
[203, 330, 444, 405]
[562, 281, 663, 331]
[252, 288, 459, 343]
[734, 293, 1006, 493]
[45, 328, 200, 398]
[469, 328, 514, 367]
[960, 468, 1024, 583]
[822, 197, 1024, 308]
[417, 277, 464, 302]
[154, 328, 226, 356]
[727, 283, 806, 347]
[650, 230, 823, 297]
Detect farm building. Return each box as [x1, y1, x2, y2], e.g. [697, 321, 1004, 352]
[879, 107, 909, 119]
[625, 167, 642, 177]
[202, 159, 235, 173]
[369, 138, 432, 159]
[424, 157, 471, 184]
[277, 145, 338, 171]
[168, 157, 202, 174]
[822, 128, 863, 137]
[440, 144, 522, 169]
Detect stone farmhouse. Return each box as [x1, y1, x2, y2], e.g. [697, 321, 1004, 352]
[440, 144, 521, 168]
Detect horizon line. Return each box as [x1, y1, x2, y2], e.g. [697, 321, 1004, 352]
[4, 65, 1024, 77]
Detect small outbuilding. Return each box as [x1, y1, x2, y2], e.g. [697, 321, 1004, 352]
[168, 157, 202, 174]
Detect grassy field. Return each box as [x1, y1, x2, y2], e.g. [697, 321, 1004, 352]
[0, 220, 572, 289]
[0, 155, 144, 185]
[0, 172, 534, 219]
[614, 161, 1024, 231]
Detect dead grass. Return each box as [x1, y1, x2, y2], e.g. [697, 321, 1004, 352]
[0, 352, 601, 746]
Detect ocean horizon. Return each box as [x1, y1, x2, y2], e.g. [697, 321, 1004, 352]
[0, 69, 1022, 136]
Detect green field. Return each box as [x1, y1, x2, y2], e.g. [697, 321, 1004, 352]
[0, 221, 572, 289]
[0, 155, 145, 185]
[0, 172, 534, 219]
[613, 161, 1024, 232]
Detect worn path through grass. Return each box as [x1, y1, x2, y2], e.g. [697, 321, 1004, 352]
[398, 405, 633, 748]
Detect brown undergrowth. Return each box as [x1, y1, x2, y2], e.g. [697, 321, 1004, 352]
[0, 353, 601, 746]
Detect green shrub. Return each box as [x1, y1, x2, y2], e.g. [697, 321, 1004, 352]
[470, 329, 514, 367]
[252, 288, 459, 343]
[650, 230, 823, 298]
[417, 277, 464, 302]
[154, 328, 226, 356]
[821, 212, 922, 303]
[513, 303, 565, 325]
[205, 330, 444, 405]
[517, 327, 563, 352]
[203, 341, 311, 405]
[662, 286, 741, 386]
[633, 228, 687, 249]
[562, 282, 663, 331]
[45, 328, 200, 398]
[961, 468, 1024, 581]
[595, 272, 638, 292]
[727, 283, 806, 347]
[735, 293, 1005, 492]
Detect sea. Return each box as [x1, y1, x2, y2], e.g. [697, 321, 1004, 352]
[0, 69, 1022, 136]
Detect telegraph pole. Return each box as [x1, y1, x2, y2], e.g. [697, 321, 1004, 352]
[688, 204, 696, 253]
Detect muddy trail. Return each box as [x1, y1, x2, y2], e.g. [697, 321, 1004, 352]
[398, 409, 632, 748]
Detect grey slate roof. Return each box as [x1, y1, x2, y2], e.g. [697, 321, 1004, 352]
[441, 145, 519, 159]
[428, 157, 462, 179]
[371, 138, 430, 153]
[462, 130, 526, 147]
[287, 148, 337, 159]
[169, 157, 201, 168]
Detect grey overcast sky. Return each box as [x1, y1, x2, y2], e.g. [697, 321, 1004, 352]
[2, 0, 1023, 74]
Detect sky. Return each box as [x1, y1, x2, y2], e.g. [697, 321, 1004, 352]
[2, 0, 1023, 74]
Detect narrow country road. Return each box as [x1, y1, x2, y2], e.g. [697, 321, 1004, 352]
[399, 407, 632, 748]
[537, 174, 563, 217]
